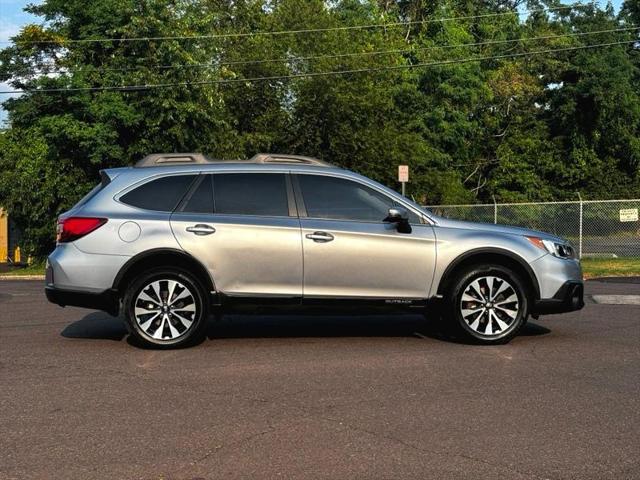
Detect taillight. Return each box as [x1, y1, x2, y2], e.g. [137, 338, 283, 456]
[57, 217, 107, 243]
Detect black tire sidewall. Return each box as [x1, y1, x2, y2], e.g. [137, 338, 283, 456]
[447, 265, 529, 344]
[124, 268, 208, 348]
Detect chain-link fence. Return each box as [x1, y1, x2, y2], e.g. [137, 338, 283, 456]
[425, 199, 640, 258]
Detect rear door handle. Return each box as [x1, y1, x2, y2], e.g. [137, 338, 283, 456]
[186, 224, 216, 236]
[305, 231, 334, 243]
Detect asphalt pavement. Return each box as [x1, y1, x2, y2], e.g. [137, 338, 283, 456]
[1, 279, 639, 480]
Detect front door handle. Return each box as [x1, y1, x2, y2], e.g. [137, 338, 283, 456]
[305, 231, 334, 243]
[186, 224, 216, 236]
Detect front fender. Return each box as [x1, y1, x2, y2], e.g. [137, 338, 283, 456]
[431, 226, 545, 298]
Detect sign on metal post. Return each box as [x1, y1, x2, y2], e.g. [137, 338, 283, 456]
[398, 165, 409, 196]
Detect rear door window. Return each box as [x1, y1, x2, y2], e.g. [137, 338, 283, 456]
[213, 173, 289, 217]
[120, 175, 196, 212]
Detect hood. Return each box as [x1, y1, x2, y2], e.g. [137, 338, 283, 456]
[430, 215, 566, 243]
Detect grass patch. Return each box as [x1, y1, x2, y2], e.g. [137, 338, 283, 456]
[1, 262, 46, 276]
[581, 257, 640, 279]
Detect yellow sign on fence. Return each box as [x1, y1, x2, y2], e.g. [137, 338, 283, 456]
[620, 208, 639, 222]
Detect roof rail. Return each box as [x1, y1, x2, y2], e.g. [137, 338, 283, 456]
[248, 153, 332, 166]
[135, 152, 333, 168]
[135, 153, 212, 167]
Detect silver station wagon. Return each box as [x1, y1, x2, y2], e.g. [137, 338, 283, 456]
[46, 153, 584, 348]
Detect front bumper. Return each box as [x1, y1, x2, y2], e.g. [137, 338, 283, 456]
[532, 281, 584, 315]
[45, 286, 119, 316]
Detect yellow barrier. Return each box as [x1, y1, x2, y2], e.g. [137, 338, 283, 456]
[0, 209, 8, 262]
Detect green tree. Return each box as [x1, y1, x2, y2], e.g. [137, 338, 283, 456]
[1, 0, 639, 257]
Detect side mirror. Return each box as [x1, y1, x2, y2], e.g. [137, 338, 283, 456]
[384, 207, 412, 234]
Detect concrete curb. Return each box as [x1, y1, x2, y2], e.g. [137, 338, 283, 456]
[0, 275, 45, 281]
[592, 294, 640, 305]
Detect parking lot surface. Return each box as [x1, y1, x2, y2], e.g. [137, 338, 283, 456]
[1, 279, 639, 480]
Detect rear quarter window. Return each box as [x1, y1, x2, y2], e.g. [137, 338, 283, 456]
[120, 175, 196, 212]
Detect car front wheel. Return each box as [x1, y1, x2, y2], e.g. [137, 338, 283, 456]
[123, 268, 209, 348]
[446, 265, 529, 344]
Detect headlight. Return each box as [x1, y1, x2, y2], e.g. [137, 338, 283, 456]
[526, 236, 576, 259]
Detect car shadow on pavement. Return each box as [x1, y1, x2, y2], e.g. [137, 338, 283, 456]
[207, 314, 551, 344]
[519, 322, 552, 336]
[61, 311, 128, 341]
[59, 312, 550, 345]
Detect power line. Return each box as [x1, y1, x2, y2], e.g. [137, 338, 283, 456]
[26, 25, 639, 75]
[1, 5, 582, 45]
[0, 39, 636, 95]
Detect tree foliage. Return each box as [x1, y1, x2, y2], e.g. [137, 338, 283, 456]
[0, 0, 639, 256]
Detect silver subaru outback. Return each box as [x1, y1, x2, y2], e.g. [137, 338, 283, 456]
[45, 153, 584, 348]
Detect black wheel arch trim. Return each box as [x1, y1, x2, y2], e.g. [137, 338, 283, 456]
[112, 248, 216, 294]
[437, 247, 541, 300]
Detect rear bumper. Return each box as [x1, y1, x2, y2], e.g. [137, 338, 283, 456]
[532, 281, 584, 315]
[46, 243, 129, 292]
[45, 286, 119, 316]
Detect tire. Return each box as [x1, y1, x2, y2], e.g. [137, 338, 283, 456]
[444, 264, 529, 345]
[123, 267, 209, 348]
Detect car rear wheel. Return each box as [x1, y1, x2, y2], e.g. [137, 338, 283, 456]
[446, 265, 529, 344]
[123, 268, 208, 348]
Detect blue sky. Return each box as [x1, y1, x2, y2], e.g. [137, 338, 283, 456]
[1, 0, 42, 124]
[0, 0, 627, 125]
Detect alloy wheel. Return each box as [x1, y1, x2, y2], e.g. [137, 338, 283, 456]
[459, 276, 520, 337]
[134, 279, 197, 341]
